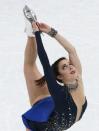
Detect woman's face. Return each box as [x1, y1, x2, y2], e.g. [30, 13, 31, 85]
[57, 59, 77, 82]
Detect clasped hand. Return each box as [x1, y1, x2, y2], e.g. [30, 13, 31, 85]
[32, 22, 51, 34]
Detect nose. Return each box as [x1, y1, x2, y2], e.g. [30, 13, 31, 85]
[69, 65, 73, 70]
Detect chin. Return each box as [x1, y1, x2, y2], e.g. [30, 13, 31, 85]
[70, 72, 78, 79]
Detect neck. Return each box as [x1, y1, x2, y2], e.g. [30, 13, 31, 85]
[64, 79, 77, 85]
[64, 79, 78, 92]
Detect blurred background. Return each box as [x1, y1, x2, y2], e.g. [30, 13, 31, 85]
[0, 0, 99, 130]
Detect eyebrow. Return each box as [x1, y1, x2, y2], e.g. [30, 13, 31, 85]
[64, 61, 69, 65]
[62, 63, 69, 67]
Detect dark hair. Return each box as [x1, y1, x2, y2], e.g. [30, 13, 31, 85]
[35, 57, 66, 87]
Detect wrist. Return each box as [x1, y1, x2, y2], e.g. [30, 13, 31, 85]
[47, 28, 58, 37]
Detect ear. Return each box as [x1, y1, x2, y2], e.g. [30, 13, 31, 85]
[57, 74, 63, 81]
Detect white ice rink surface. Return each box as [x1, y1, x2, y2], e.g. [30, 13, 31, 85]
[0, 0, 99, 130]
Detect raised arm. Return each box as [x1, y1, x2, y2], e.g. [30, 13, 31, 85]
[54, 33, 82, 75]
[34, 31, 61, 95]
[38, 22, 82, 75]
[32, 23, 67, 110]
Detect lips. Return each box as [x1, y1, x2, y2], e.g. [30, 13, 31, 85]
[70, 70, 75, 74]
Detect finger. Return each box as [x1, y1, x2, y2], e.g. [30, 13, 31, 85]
[38, 22, 43, 26]
[38, 22, 44, 26]
[32, 22, 36, 26]
[36, 22, 40, 27]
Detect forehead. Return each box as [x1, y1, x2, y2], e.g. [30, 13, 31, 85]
[58, 59, 69, 67]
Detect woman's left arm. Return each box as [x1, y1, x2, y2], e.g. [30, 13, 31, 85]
[54, 33, 82, 75]
[37, 22, 82, 75]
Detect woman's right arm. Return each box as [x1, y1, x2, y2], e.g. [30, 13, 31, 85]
[31, 22, 67, 108]
[34, 31, 67, 111]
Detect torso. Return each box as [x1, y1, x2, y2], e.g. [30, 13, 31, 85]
[25, 74, 87, 131]
[32, 74, 85, 122]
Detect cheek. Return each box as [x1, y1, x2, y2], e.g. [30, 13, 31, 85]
[60, 69, 69, 77]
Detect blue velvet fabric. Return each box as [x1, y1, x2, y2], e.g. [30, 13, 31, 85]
[22, 96, 55, 130]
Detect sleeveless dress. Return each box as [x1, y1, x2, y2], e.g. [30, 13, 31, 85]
[22, 31, 87, 131]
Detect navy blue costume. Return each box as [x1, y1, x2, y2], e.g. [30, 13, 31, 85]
[22, 31, 87, 131]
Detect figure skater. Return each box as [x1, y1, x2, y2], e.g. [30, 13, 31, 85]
[22, 5, 87, 131]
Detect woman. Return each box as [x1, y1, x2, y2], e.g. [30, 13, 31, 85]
[22, 5, 87, 131]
